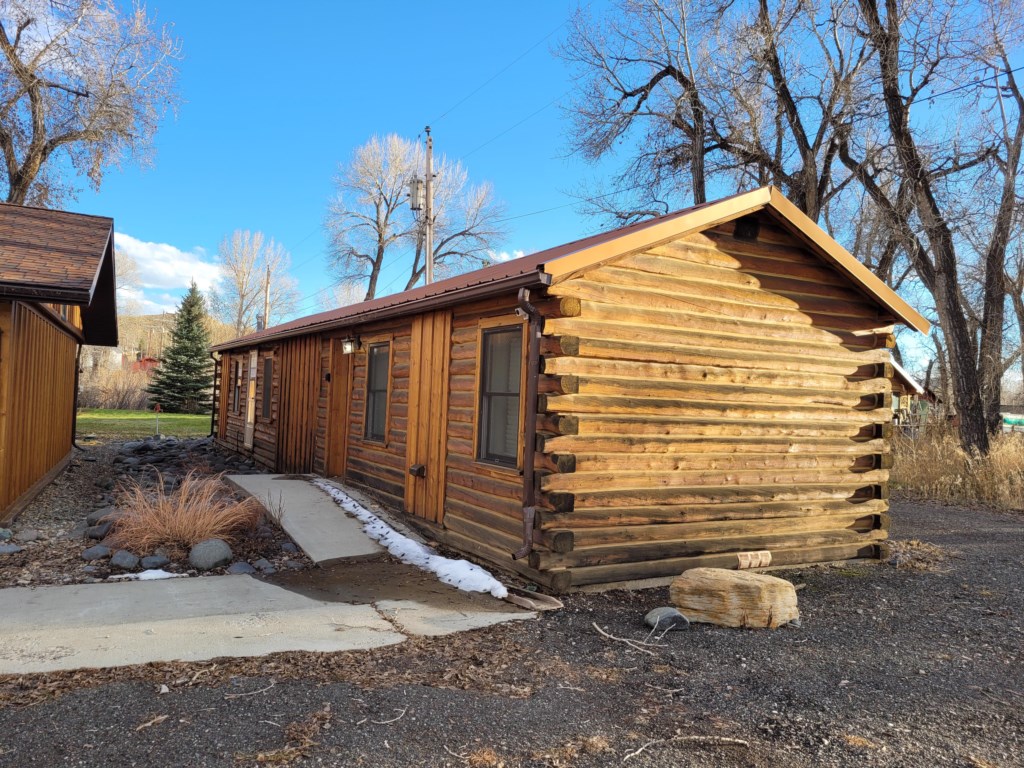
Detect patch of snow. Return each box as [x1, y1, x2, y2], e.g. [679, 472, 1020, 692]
[313, 480, 509, 599]
[107, 569, 184, 582]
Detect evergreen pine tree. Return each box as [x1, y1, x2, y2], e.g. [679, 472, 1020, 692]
[148, 282, 214, 414]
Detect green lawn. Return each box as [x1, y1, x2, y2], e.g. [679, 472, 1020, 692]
[76, 408, 211, 438]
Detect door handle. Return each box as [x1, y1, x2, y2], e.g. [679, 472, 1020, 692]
[408, 464, 426, 478]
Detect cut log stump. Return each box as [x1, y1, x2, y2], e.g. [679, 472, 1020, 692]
[669, 567, 799, 629]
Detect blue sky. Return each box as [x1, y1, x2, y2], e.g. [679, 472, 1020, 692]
[74, 1, 615, 317]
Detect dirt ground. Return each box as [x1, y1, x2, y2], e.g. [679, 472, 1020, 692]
[0, 498, 1021, 768]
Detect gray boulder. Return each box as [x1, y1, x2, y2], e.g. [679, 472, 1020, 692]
[644, 606, 690, 633]
[82, 545, 112, 561]
[0, 528, 12, 540]
[141, 555, 171, 569]
[189, 539, 232, 570]
[87, 506, 118, 526]
[14, 529, 40, 542]
[252, 557, 276, 575]
[0, 543, 24, 555]
[281, 542, 298, 554]
[85, 521, 114, 540]
[226, 561, 256, 575]
[110, 550, 139, 570]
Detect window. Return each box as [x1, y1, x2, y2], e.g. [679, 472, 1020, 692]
[232, 359, 243, 414]
[364, 342, 390, 441]
[478, 326, 523, 467]
[262, 356, 273, 419]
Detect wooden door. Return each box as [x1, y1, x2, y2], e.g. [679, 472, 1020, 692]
[405, 310, 452, 523]
[325, 338, 352, 477]
[243, 350, 257, 449]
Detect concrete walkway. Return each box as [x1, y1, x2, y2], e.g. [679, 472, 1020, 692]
[0, 478, 533, 674]
[226, 474, 382, 565]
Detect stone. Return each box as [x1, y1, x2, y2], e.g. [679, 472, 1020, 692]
[82, 545, 112, 561]
[85, 521, 114, 540]
[0, 528, 12, 540]
[86, 506, 118, 526]
[281, 542, 299, 554]
[226, 561, 257, 575]
[644, 606, 690, 632]
[252, 557, 276, 574]
[110, 550, 140, 570]
[82, 565, 99, 573]
[189, 539, 232, 570]
[141, 555, 171, 569]
[669, 568, 799, 629]
[14, 529, 40, 542]
[283, 559, 304, 570]
[95, 478, 115, 491]
[66, 520, 89, 540]
[0, 543, 24, 555]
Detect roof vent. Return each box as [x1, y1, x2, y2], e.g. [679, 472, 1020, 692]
[734, 215, 760, 241]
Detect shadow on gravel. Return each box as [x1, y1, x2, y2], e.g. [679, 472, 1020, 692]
[0, 498, 1021, 768]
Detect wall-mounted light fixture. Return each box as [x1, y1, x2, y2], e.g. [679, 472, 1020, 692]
[341, 336, 360, 355]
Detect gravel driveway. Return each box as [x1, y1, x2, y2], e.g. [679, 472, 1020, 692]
[0, 498, 1021, 767]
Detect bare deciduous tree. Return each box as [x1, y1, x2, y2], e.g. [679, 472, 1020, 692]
[560, 0, 1024, 454]
[0, 0, 180, 207]
[210, 230, 300, 336]
[324, 134, 506, 301]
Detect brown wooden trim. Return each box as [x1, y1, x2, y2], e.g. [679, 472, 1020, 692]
[471, 315, 528, 474]
[360, 333, 394, 447]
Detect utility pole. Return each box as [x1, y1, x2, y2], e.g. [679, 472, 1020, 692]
[262, 263, 271, 329]
[424, 126, 434, 285]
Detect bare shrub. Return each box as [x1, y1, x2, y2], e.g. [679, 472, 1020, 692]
[891, 427, 1024, 510]
[108, 471, 262, 555]
[79, 368, 151, 410]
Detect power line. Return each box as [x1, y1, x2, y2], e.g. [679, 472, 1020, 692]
[428, 18, 570, 126]
[462, 91, 570, 159]
[926, 64, 1024, 102]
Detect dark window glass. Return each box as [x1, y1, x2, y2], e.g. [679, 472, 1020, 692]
[365, 343, 390, 441]
[478, 327, 522, 466]
[262, 356, 273, 419]
[231, 360, 242, 413]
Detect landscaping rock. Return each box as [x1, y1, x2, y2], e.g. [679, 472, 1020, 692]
[0, 528, 12, 540]
[281, 542, 299, 554]
[189, 538, 232, 570]
[82, 545, 112, 561]
[644, 606, 690, 632]
[81, 565, 99, 573]
[0, 543, 24, 555]
[226, 561, 257, 575]
[141, 555, 171, 569]
[283, 559, 304, 570]
[109, 550, 140, 570]
[85, 521, 114, 540]
[669, 567, 799, 629]
[86, 506, 118, 526]
[14, 529, 40, 542]
[252, 557, 276, 574]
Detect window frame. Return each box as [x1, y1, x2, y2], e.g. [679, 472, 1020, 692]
[363, 339, 392, 444]
[473, 319, 527, 471]
[231, 358, 243, 414]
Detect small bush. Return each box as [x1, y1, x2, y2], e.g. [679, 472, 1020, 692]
[891, 427, 1024, 510]
[108, 470, 263, 555]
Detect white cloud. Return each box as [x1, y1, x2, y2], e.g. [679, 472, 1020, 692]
[487, 249, 525, 263]
[116, 232, 221, 292]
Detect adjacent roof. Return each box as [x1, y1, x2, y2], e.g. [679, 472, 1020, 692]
[0, 202, 117, 345]
[891, 359, 926, 396]
[213, 186, 929, 352]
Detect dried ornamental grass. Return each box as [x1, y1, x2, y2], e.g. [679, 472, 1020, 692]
[890, 428, 1024, 510]
[108, 470, 263, 555]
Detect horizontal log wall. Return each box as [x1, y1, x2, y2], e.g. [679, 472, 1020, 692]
[536, 212, 894, 586]
[342, 321, 412, 509]
[0, 302, 77, 515]
[216, 346, 280, 470]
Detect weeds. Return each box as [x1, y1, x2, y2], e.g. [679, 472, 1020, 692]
[108, 470, 263, 555]
[891, 428, 1024, 510]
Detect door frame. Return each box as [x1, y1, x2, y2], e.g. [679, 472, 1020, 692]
[325, 337, 352, 477]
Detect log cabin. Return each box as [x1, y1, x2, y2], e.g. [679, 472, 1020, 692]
[212, 187, 929, 592]
[0, 204, 117, 524]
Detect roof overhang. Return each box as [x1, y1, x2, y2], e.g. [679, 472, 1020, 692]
[79, 231, 118, 346]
